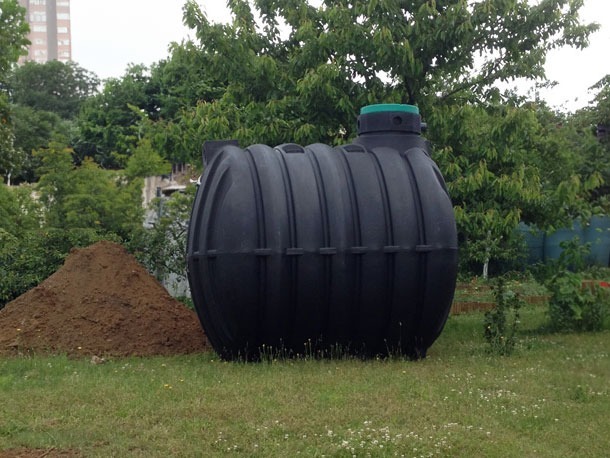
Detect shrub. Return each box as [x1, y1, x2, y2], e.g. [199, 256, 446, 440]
[483, 277, 523, 356]
[547, 272, 609, 332]
[545, 238, 609, 332]
[0, 228, 116, 309]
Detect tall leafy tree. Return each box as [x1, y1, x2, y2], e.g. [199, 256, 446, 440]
[160, 0, 597, 160]
[34, 142, 76, 227]
[431, 101, 602, 273]
[592, 75, 610, 132]
[592, 75, 610, 206]
[0, 118, 23, 185]
[0, 181, 41, 235]
[35, 143, 143, 240]
[187, 0, 596, 108]
[11, 105, 63, 154]
[8, 61, 100, 119]
[169, 0, 599, 273]
[77, 64, 158, 167]
[550, 76, 610, 211]
[149, 41, 229, 120]
[7, 104, 77, 183]
[0, 0, 29, 184]
[0, 182, 68, 309]
[124, 138, 171, 181]
[0, 0, 29, 76]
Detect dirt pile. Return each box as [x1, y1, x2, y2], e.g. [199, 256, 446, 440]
[0, 241, 209, 357]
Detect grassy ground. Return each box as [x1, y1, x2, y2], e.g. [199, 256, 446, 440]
[1, 305, 609, 457]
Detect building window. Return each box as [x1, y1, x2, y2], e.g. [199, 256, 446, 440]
[57, 1, 69, 5]
[32, 25, 47, 32]
[34, 38, 45, 45]
[57, 26, 68, 33]
[57, 13, 70, 20]
[30, 12, 47, 22]
[58, 39, 70, 45]
[31, 0, 47, 5]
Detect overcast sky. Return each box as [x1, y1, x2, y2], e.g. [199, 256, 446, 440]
[70, 0, 610, 113]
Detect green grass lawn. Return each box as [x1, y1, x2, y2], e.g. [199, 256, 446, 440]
[1, 305, 609, 457]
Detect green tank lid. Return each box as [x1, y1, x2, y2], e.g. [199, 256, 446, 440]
[360, 104, 419, 115]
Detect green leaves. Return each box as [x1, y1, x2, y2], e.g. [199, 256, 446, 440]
[132, 185, 196, 288]
[546, 239, 610, 331]
[2, 0, 604, 287]
[0, 226, 112, 309]
[153, 1, 603, 274]
[430, 100, 603, 270]
[34, 144, 143, 240]
[125, 139, 171, 181]
[0, 0, 29, 77]
[8, 61, 100, 119]
[0, 182, 42, 235]
[0, 179, 122, 308]
[484, 277, 524, 356]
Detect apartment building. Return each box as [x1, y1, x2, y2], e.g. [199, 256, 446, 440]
[18, 0, 72, 64]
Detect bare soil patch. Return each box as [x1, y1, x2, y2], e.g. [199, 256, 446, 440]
[0, 241, 208, 357]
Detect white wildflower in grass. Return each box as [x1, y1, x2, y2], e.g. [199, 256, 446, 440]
[323, 420, 476, 456]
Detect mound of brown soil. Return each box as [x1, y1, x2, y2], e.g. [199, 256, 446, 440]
[0, 241, 209, 357]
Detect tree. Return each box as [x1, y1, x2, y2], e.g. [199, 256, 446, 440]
[0, 225, 111, 309]
[431, 103, 541, 273]
[0, 0, 29, 185]
[0, 182, 66, 309]
[161, 0, 600, 275]
[35, 143, 144, 240]
[124, 138, 171, 181]
[0, 145, 143, 309]
[590, 75, 610, 131]
[7, 104, 78, 183]
[77, 64, 158, 167]
[569, 75, 610, 208]
[591, 75, 610, 207]
[157, 0, 596, 164]
[34, 142, 75, 228]
[7, 61, 100, 119]
[184, 0, 596, 108]
[130, 185, 196, 294]
[0, 0, 29, 77]
[149, 41, 228, 120]
[431, 99, 605, 274]
[0, 118, 24, 185]
[77, 1, 597, 169]
[0, 181, 42, 235]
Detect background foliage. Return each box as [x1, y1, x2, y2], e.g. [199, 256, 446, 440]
[1, 0, 610, 308]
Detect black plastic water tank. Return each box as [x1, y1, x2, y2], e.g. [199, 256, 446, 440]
[187, 104, 458, 359]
